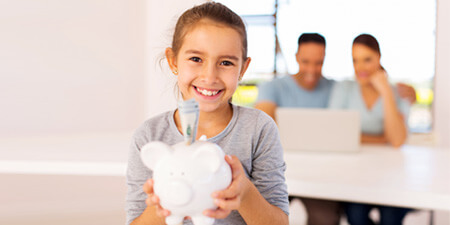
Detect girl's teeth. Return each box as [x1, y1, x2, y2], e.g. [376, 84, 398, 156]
[196, 87, 219, 96]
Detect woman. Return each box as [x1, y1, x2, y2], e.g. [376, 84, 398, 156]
[328, 34, 411, 224]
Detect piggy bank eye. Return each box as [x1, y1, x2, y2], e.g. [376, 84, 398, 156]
[181, 172, 185, 176]
[170, 172, 174, 176]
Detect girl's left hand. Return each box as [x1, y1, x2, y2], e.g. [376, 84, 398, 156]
[370, 69, 390, 94]
[203, 155, 251, 219]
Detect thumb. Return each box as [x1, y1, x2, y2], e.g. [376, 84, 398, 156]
[225, 155, 243, 179]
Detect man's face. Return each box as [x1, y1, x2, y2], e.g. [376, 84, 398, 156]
[295, 42, 326, 90]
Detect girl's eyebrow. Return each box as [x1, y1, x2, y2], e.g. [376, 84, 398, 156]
[221, 55, 239, 61]
[185, 49, 204, 55]
[185, 49, 239, 61]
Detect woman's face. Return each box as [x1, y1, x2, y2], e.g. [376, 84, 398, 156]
[352, 43, 381, 85]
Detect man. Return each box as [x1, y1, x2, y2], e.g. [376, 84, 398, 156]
[254, 33, 416, 225]
[256, 33, 332, 121]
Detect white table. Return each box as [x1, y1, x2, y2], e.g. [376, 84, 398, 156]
[284, 144, 450, 211]
[0, 132, 131, 224]
[1, 134, 449, 212]
[0, 132, 130, 175]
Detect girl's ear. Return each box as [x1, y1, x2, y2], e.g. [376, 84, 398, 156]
[165, 47, 178, 75]
[239, 57, 251, 80]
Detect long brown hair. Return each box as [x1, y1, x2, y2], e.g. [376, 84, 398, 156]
[171, 2, 248, 60]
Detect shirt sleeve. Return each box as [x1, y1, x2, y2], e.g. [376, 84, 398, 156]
[125, 134, 152, 225]
[327, 81, 350, 109]
[251, 112, 289, 216]
[256, 80, 278, 105]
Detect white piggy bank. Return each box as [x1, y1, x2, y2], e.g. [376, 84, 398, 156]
[140, 138, 232, 225]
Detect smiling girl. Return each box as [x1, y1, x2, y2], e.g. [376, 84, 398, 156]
[126, 2, 289, 225]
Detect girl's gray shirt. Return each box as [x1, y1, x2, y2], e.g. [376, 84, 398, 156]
[126, 104, 289, 225]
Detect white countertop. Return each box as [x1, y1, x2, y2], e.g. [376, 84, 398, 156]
[284, 144, 450, 211]
[1, 133, 449, 211]
[0, 132, 131, 175]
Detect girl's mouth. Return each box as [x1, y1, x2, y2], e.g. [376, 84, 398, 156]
[194, 86, 222, 97]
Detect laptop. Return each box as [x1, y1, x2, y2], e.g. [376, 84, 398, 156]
[276, 108, 361, 152]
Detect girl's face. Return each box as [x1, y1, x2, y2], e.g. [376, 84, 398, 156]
[167, 21, 250, 113]
[352, 43, 381, 85]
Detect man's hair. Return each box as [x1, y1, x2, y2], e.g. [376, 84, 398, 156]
[297, 33, 326, 47]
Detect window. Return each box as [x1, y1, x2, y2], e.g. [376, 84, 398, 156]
[220, 0, 436, 132]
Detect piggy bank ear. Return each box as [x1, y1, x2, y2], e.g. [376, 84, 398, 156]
[140, 142, 172, 170]
[192, 144, 223, 173]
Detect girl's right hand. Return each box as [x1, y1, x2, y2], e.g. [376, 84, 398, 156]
[143, 179, 171, 218]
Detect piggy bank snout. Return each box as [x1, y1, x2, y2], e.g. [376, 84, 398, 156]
[160, 180, 193, 206]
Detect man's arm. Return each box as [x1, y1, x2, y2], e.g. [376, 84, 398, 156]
[396, 83, 416, 104]
[254, 101, 277, 121]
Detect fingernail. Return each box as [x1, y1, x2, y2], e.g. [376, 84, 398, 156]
[214, 199, 220, 206]
[211, 192, 218, 198]
[226, 155, 232, 161]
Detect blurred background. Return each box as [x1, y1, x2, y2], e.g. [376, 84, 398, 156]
[225, 0, 435, 133]
[0, 0, 449, 224]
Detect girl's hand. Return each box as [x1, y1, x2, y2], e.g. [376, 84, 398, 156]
[203, 155, 251, 219]
[370, 69, 391, 94]
[143, 179, 171, 218]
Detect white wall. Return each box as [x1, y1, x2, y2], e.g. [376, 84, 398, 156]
[434, 0, 450, 148]
[428, 1, 450, 222]
[0, 0, 146, 136]
[0, 0, 209, 137]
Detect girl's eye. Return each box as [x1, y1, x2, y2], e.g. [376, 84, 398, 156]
[190, 57, 201, 62]
[221, 61, 234, 66]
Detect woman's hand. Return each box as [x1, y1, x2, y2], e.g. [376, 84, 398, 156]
[370, 69, 391, 94]
[143, 179, 171, 218]
[203, 155, 251, 219]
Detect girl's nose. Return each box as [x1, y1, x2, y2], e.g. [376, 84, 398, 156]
[199, 63, 218, 84]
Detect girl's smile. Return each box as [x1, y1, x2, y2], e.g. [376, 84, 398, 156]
[166, 20, 250, 114]
[193, 86, 223, 98]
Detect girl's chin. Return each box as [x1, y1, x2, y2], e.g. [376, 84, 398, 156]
[197, 103, 231, 113]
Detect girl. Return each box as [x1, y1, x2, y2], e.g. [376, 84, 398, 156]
[328, 34, 410, 224]
[126, 2, 289, 225]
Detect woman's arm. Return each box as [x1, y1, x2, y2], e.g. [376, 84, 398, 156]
[205, 155, 289, 225]
[371, 71, 407, 147]
[361, 134, 387, 144]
